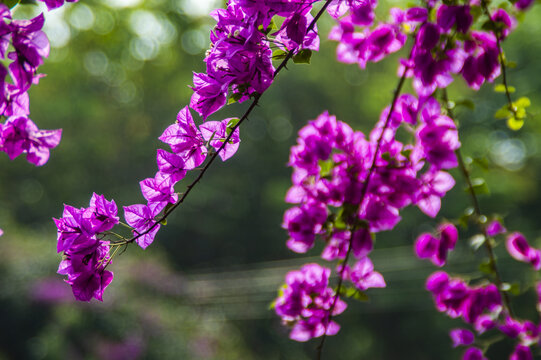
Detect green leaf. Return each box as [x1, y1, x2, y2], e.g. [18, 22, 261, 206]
[470, 234, 486, 251]
[272, 49, 288, 60]
[515, 96, 531, 108]
[472, 157, 490, 171]
[470, 177, 490, 195]
[507, 61, 517, 68]
[507, 116, 524, 131]
[494, 84, 515, 93]
[401, 148, 412, 159]
[292, 49, 312, 64]
[494, 106, 511, 119]
[227, 92, 243, 105]
[455, 99, 475, 111]
[470, 5, 482, 21]
[1, 0, 20, 8]
[227, 117, 240, 129]
[318, 159, 334, 178]
[258, 18, 278, 35]
[337, 286, 369, 302]
[458, 214, 470, 229]
[479, 260, 494, 275]
[163, 202, 174, 215]
[225, 118, 240, 136]
[381, 152, 392, 162]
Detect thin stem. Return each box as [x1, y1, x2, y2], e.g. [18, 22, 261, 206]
[101, 242, 123, 269]
[442, 88, 514, 317]
[117, 221, 133, 230]
[481, 1, 516, 117]
[105, 231, 129, 242]
[316, 61, 411, 360]
[126, 0, 334, 245]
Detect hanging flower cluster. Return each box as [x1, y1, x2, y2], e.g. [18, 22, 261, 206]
[54, 0, 325, 300]
[55, 194, 118, 301]
[273, 0, 540, 358]
[277, 92, 459, 339]
[43, 0, 541, 357]
[274, 263, 347, 342]
[0, 5, 61, 166]
[421, 229, 541, 359]
[189, 0, 320, 119]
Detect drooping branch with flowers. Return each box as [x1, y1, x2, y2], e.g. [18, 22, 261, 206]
[3, 0, 535, 358]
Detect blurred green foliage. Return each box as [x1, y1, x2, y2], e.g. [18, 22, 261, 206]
[2, 0, 541, 359]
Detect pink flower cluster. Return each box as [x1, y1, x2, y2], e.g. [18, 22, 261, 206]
[275, 0, 537, 351]
[328, 0, 519, 96]
[506, 232, 541, 270]
[55, 194, 119, 301]
[276, 94, 459, 339]
[0, 6, 62, 166]
[415, 223, 458, 267]
[123, 106, 240, 249]
[274, 263, 347, 342]
[54, 0, 330, 301]
[189, 0, 320, 119]
[429, 269, 541, 360]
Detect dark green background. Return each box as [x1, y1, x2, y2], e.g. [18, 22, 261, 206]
[1, 1, 541, 358]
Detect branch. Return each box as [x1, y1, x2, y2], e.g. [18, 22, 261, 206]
[480, 1, 517, 118]
[316, 59, 411, 360]
[442, 88, 514, 317]
[125, 0, 334, 245]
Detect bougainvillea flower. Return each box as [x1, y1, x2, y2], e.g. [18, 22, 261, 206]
[415, 223, 457, 266]
[506, 232, 541, 270]
[54, 204, 96, 253]
[510, 345, 533, 360]
[449, 328, 474, 347]
[88, 193, 119, 233]
[123, 204, 161, 249]
[436, 5, 473, 33]
[349, 257, 386, 291]
[486, 220, 506, 237]
[140, 172, 178, 214]
[274, 263, 346, 342]
[156, 149, 187, 184]
[0, 116, 61, 166]
[58, 240, 113, 302]
[190, 72, 227, 120]
[38, 0, 78, 10]
[159, 106, 207, 169]
[463, 347, 487, 360]
[199, 118, 240, 161]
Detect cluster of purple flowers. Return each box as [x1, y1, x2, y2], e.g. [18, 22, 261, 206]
[328, 4, 418, 69]
[123, 106, 240, 249]
[417, 221, 541, 359]
[506, 232, 541, 270]
[0, 6, 62, 166]
[38, 0, 78, 11]
[274, 263, 347, 342]
[428, 269, 541, 360]
[277, 94, 459, 339]
[283, 103, 457, 254]
[415, 222, 458, 267]
[189, 0, 321, 119]
[54, 194, 119, 301]
[55, 0, 328, 301]
[274, 0, 539, 349]
[427, 271, 502, 328]
[328, 0, 523, 97]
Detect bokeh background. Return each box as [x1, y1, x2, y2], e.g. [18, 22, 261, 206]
[2, 0, 541, 358]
